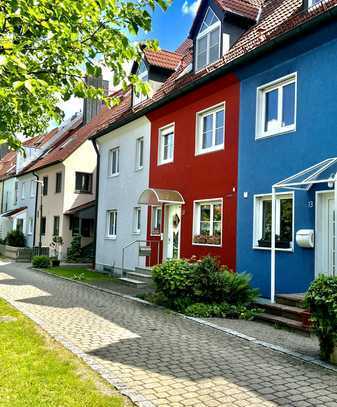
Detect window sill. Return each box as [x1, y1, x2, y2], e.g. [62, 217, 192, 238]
[192, 242, 222, 248]
[108, 174, 120, 179]
[105, 236, 117, 240]
[135, 167, 144, 172]
[253, 246, 294, 253]
[256, 126, 296, 141]
[75, 191, 92, 195]
[158, 159, 174, 166]
[195, 145, 224, 156]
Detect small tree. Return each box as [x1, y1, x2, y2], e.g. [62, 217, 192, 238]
[67, 234, 82, 262]
[5, 230, 25, 247]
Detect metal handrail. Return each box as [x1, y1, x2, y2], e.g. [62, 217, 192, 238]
[121, 239, 161, 277]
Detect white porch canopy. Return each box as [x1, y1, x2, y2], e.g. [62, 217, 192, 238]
[270, 157, 337, 302]
[138, 188, 185, 205]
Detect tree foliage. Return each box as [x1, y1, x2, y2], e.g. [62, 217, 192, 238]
[0, 0, 169, 148]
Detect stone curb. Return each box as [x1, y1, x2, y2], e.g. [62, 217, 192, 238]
[29, 267, 337, 375]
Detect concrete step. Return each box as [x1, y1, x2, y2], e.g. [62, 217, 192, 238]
[257, 312, 310, 334]
[134, 266, 153, 276]
[118, 277, 147, 288]
[257, 302, 306, 323]
[276, 294, 305, 308]
[126, 271, 152, 284]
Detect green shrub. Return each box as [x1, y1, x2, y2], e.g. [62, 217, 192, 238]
[67, 235, 82, 262]
[304, 275, 337, 361]
[152, 259, 194, 303]
[5, 230, 25, 247]
[32, 255, 50, 268]
[184, 302, 261, 320]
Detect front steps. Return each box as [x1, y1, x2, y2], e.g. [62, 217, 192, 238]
[256, 293, 311, 334]
[118, 266, 153, 288]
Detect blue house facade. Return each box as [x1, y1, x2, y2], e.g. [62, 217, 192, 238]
[236, 19, 337, 298]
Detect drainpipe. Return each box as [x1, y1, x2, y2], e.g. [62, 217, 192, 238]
[0, 179, 4, 214]
[32, 172, 39, 248]
[91, 139, 100, 270]
[271, 186, 277, 303]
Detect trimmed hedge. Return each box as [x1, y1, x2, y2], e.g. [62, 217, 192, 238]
[32, 255, 50, 268]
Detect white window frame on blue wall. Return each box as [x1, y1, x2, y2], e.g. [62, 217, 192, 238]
[195, 8, 221, 72]
[256, 73, 297, 140]
[253, 192, 295, 252]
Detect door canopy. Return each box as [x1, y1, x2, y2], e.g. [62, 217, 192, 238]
[138, 188, 185, 205]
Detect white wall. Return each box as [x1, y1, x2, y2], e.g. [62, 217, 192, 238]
[95, 117, 150, 274]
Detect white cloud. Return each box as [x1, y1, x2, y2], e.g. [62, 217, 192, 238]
[182, 0, 201, 16]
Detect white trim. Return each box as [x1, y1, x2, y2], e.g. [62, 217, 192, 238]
[106, 209, 118, 239]
[256, 72, 297, 140]
[192, 198, 223, 247]
[132, 206, 141, 235]
[109, 147, 120, 177]
[151, 205, 162, 236]
[135, 137, 144, 171]
[158, 123, 175, 166]
[252, 191, 295, 253]
[195, 102, 225, 156]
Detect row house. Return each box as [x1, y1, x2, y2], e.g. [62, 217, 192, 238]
[91, 0, 337, 301]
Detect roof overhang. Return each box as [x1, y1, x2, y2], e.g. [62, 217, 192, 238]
[138, 188, 185, 205]
[1, 206, 27, 218]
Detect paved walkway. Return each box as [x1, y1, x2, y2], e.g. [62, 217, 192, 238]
[0, 262, 337, 407]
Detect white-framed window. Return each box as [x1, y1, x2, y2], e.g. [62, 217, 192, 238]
[106, 210, 117, 238]
[27, 217, 33, 235]
[308, 0, 323, 7]
[151, 206, 162, 236]
[135, 137, 144, 170]
[253, 193, 294, 250]
[21, 182, 25, 199]
[193, 199, 222, 246]
[196, 8, 221, 71]
[30, 180, 35, 198]
[133, 207, 141, 234]
[133, 60, 149, 106]
[256, 73, 297, 139]
[196, 103, 225, 155]
[109, 147, 120, 177]
[158, 124, 174, 165]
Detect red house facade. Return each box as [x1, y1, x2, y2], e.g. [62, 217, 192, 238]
[145, 74, 240, 270]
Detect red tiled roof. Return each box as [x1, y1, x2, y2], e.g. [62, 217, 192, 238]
[176, 39, 193, 55]
[144, 49, 182, 71]
[90, 0, 337, 142]
[214, 0, 261, 20]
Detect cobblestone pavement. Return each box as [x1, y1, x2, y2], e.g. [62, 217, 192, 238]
[1, 262, 337, 407]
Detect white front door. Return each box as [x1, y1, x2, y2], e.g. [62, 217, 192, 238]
[164, 205, 181, 260]
[316, 192, 336, 277]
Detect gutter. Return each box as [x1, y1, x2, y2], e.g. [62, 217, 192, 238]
[91, 5, 337, 140]
[91, 138, 100, 269]
[32, 171, 39, 247]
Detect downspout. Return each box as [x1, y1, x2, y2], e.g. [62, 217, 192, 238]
[32, 172, 39, 247]
[91, 139, 100, 270]
[0, 179, 4, 214]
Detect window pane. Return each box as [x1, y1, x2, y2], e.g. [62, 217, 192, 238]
[213, 221, 221, 236]
[280, 199, 293, 242]
[200, 205, 211, 221]
[209, 28, 220, 64]
[215, 110, 224, 145]
[262, 200, 272, 241]
[282, 82, 295, 127]
[213, 204, 222, 221]
[200, 221, 210, 236]
[197, 36, 207, 69]
[264, 89, 278, 132]
[202, 114, 213, 149]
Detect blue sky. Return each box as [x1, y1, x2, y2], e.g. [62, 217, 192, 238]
[60, 0, 200, 122]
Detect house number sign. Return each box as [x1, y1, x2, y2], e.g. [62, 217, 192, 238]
[308, 201, 314, 208]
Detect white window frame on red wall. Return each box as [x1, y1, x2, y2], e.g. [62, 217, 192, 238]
[158, 123, 175, 165]
[192, 198, 223, 247]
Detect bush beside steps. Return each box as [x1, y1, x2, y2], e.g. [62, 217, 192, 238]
[146, 255, 261, 320]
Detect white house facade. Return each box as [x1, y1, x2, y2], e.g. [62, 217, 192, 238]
[95, 116, 151, 275]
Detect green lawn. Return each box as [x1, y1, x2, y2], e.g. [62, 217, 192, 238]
[46, 267, 117, 282]
[0, 298, 130, 407]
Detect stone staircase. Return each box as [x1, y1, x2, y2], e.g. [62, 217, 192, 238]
[256, 293, 311, 334]
[118, 266, 153, 288]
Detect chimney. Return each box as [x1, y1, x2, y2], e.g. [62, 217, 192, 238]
[83, 76, 109, 125]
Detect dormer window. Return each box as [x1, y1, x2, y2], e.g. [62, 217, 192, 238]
[133, 60, 149, 106]
[196, 8, 221, 71]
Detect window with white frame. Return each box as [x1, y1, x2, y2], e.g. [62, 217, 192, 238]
[151, 206, 162, 235]
[158, 124, 174, 164]
[27, 217, 33, 235]
[197, 104, 225, 154]
[30, 180, 35, 198]
[257, 74, 297, 139]
[308, 0, 323, 7]
[253, 194, 293, 249]
[21, 182, 25, 199]
[107, 210, 118, 238]
[193, 200, 222, 246]
[135, 137, 144, 170]
[109, 147, 120, 176]
[196, 8, 221, 71]
[133, 60, 149, 106]
[133, 207, 141, 234]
